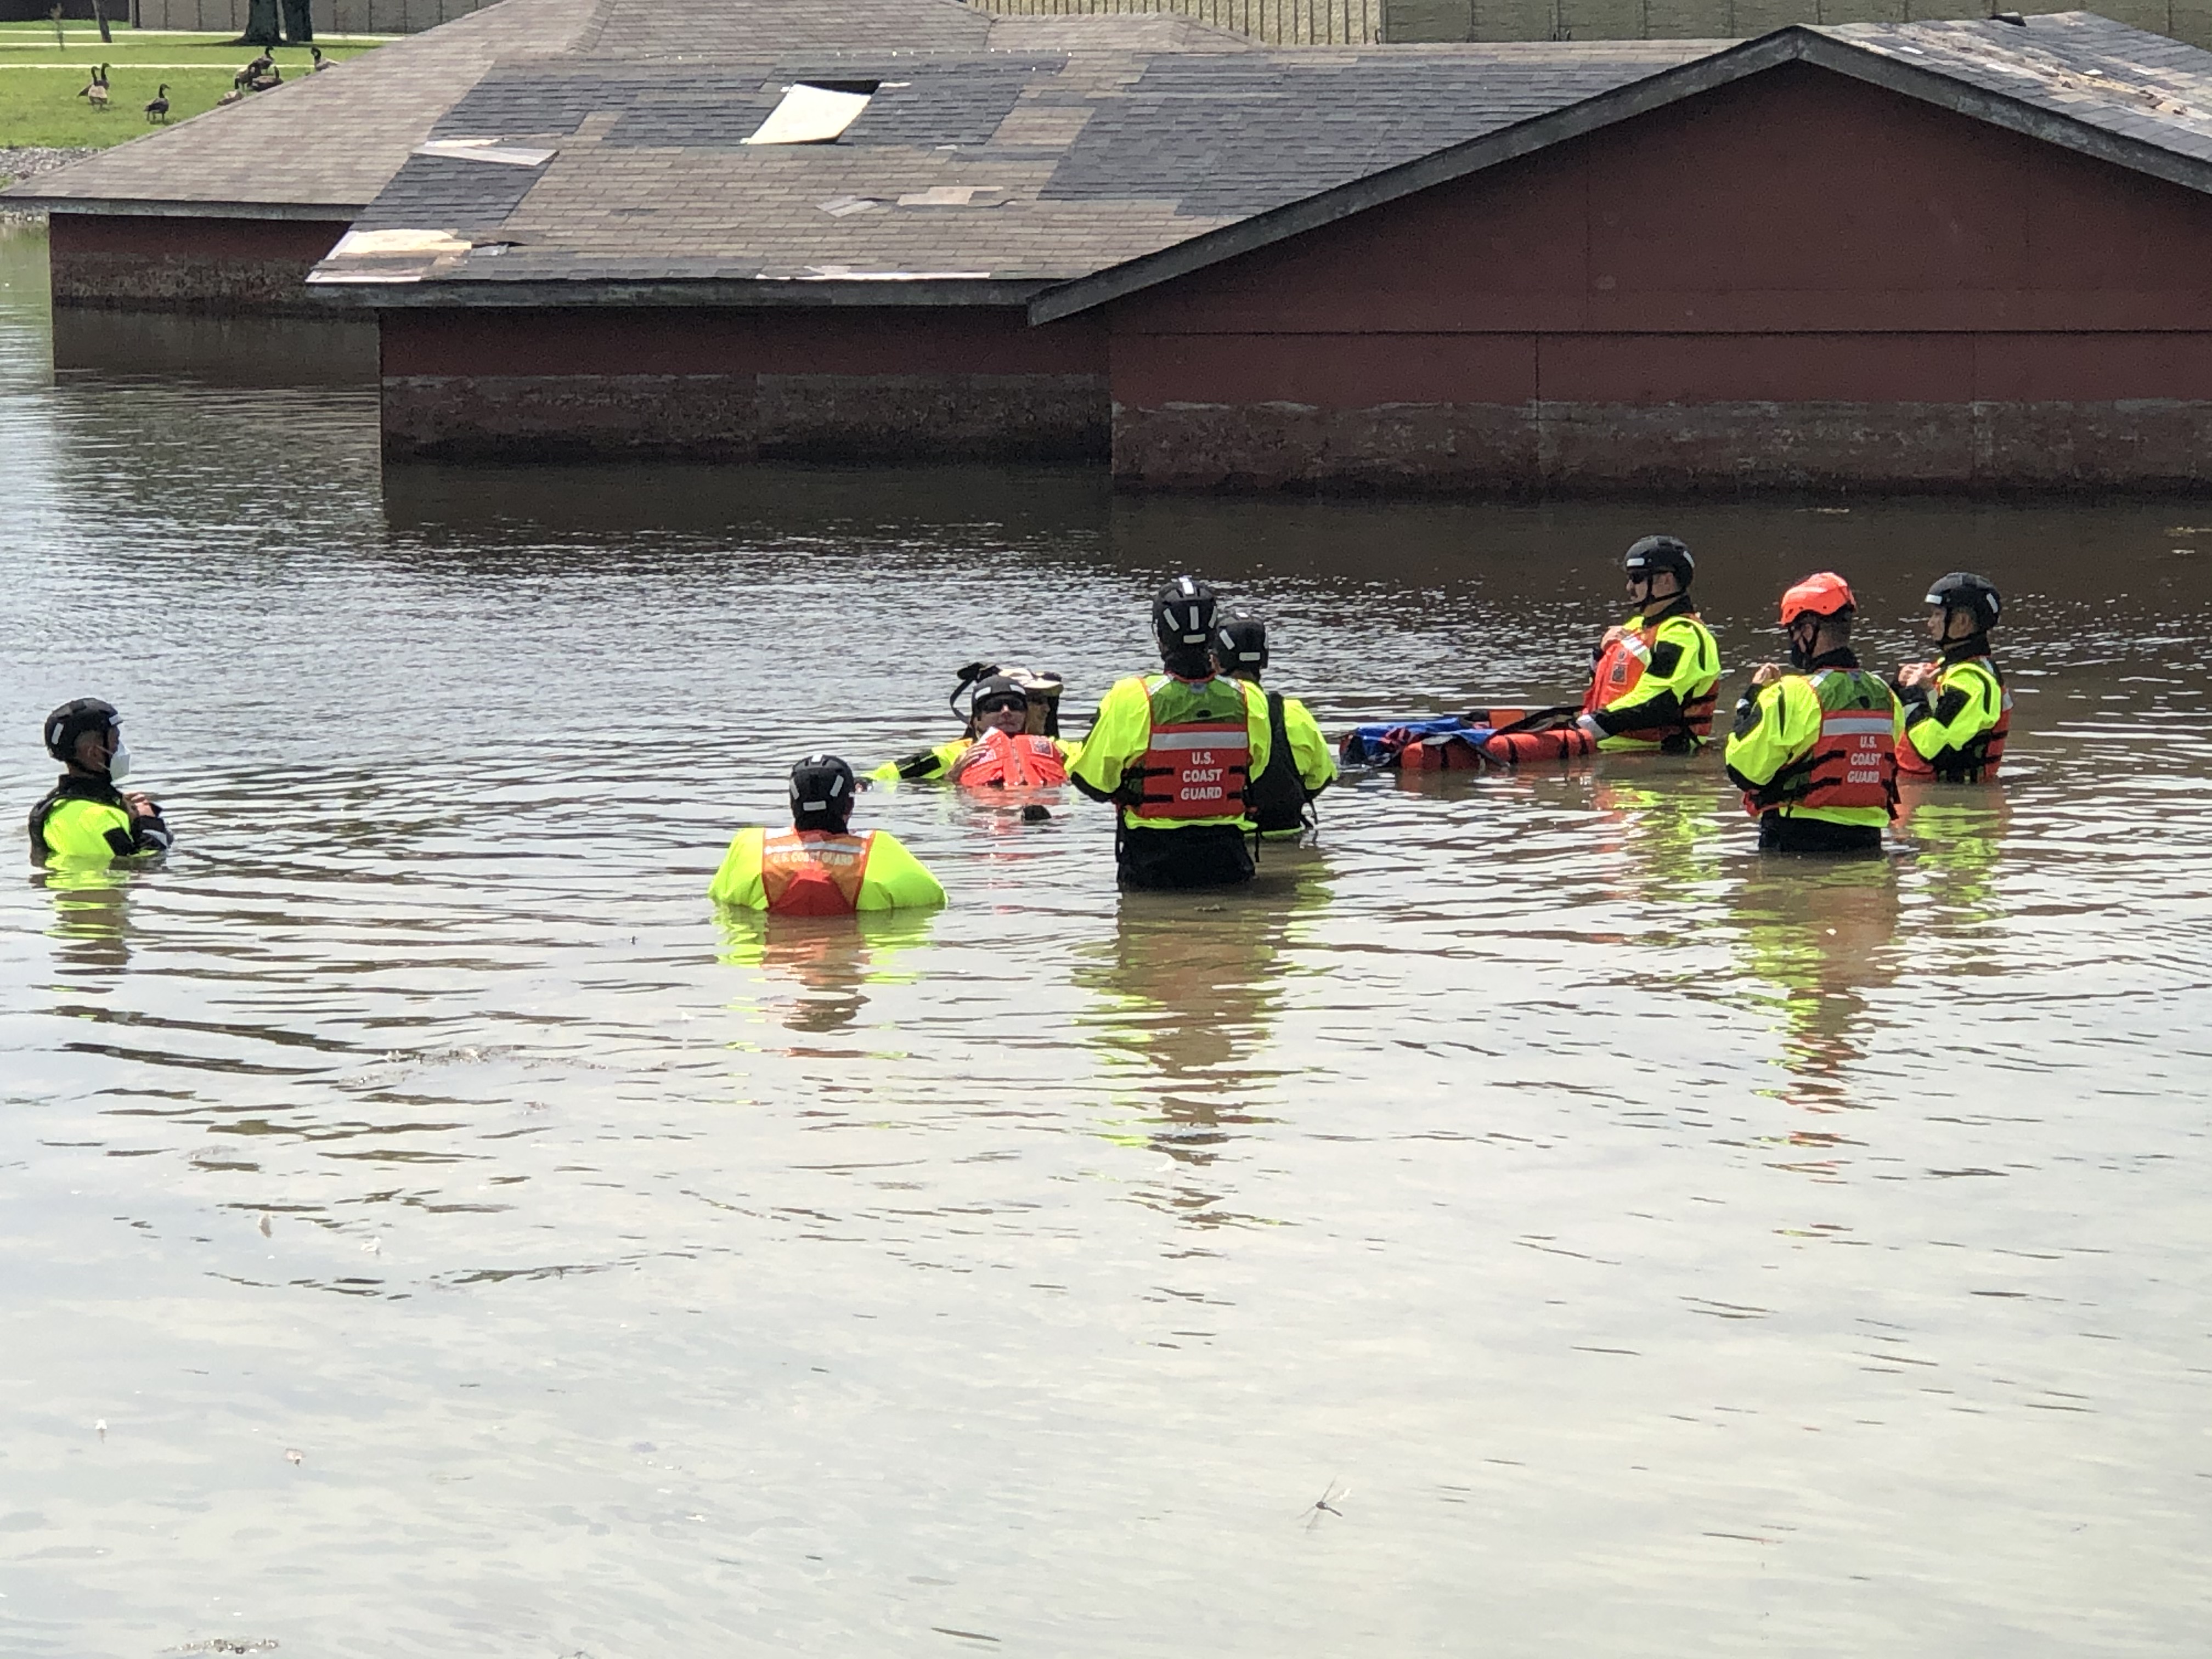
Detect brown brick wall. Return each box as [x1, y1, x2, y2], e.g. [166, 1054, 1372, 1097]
[47, 213, 351, 313]
[382, 372, 1110, 462]
[1111, 398, 2212, 493]
[378, 307, 1109, 461]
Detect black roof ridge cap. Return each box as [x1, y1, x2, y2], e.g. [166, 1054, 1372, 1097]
[1026, 30, 1810, 326]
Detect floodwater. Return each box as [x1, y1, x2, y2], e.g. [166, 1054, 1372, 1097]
[2, 222, 2208, 1658]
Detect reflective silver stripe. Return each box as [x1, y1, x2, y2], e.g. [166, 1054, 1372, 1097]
[1821, 714, 1894, 736]
[1148, 730, 1248, 751]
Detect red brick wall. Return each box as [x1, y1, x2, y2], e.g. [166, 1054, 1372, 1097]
[1108, 62, 2212, 489]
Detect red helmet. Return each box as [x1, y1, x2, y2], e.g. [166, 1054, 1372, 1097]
[1779, 572, 1856, 627]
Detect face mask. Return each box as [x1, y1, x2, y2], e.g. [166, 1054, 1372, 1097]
[105, 741, 131, 783]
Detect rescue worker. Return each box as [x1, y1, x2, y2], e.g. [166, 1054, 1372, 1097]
[1071, 575, 1272, 890]
[1893, 572, 2010, 783]
[30, 698, 173, 867]
[1723, 572, 1904, 855]
[709, 754, 945, 915]
[1571, 534, 1724, 753]
[871, 670, 1077, 789]
[1212, 612, 1335, 839]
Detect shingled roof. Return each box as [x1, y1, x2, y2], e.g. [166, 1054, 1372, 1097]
[303, 11, 2212, 312]
[306, 39, 1717, 297]
[0, 0, 1024, 216]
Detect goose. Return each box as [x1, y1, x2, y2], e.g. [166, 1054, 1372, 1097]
[234, 48, 273, 91]
[144, 83, 169, 123]
[247, 64, 283, 93]
[309, 45, 331, 72]
[217, 88, 243, 106]
[78, 64, 111, 110]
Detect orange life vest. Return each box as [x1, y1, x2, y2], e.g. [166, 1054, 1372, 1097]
[1895, 657, 2011, 781]
[760, 830, 872, 916]
[1132, 683, 1251, 821]
[1583, 617, 1718, 743]
[1792, 670, 1898, 815]
[949, 728, 1068, 789]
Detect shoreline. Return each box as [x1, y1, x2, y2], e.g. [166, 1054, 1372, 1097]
[0, 146, 94, 219]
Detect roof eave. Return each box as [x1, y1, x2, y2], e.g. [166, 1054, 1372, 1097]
[6, 196, 368, 221]
[1028, 22, 2212, 327]
[307, 275, 1061, 310]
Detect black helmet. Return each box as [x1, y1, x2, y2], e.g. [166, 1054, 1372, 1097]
[1925, 571, 2001, 631]
[1215, 611, 1268, 674]
[1624, 535, 1694, 582]
[44, 697, 119, 763]
[789, 753, 856, 827]
[970, 674, 1028, 716]
[1153, 575, 1218, 654]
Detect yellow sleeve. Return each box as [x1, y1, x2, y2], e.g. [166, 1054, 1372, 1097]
[868, 738, 969, 783]
[1723, 677, 1817, 788]
[40, 798, 136, 866]
[1068, 678, 1154, 798]
[1281, 696, 1336, 793]
[706, 827, 769, 910]
[1605, 615, 1721, 716]
[1654, 616, 1722, 698]
[858, 832, 947, 910]
[1901, 661, 2000, 764]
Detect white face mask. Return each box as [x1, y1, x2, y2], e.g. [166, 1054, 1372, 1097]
[106, 740, 131, 784]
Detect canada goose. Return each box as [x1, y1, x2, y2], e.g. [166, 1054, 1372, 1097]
[309, 45, 331, 72]
[216, 88, 242, 106]
[234, 49, 273, 91]
[247, 64, 283, 93]
[144, 83, 169, 123]
[77, 64, 111, 110]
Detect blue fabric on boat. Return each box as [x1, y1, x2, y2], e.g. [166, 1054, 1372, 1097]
[1340, 716, 1493, 766]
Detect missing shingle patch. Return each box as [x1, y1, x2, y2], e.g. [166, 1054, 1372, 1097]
[895, 185, 1008, 207]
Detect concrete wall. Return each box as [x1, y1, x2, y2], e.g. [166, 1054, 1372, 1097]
[1383, 1, 2212, 50]
[133, 0, 499, 33]
[379, 308, 1111, 461]
[1103, 61, 2212, 492]
[48, 212, 353, 312]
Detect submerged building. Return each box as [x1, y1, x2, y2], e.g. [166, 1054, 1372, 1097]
[12, 0, 2212, 492]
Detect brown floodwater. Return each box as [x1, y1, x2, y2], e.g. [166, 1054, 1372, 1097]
[3, 224, 2209, 1657]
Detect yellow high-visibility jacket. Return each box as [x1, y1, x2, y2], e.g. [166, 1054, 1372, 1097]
[1069, 673, 1272, 831]
[708, 827, 946, 912]
[1724, 662, 1904, 830]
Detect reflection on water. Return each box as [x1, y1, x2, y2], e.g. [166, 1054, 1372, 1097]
[1730, 854, 1905, 1118]
[718, 908, 939, 1035]
[37, 865, 142, 978]
[1076, 863, 1331, 1222]
[5, 224, 2212, 1656]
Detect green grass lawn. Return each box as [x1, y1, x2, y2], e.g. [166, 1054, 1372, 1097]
[0, 22, 383, 150]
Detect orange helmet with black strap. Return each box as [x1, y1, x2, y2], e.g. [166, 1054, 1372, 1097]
[1779, 572, 1856, 627]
